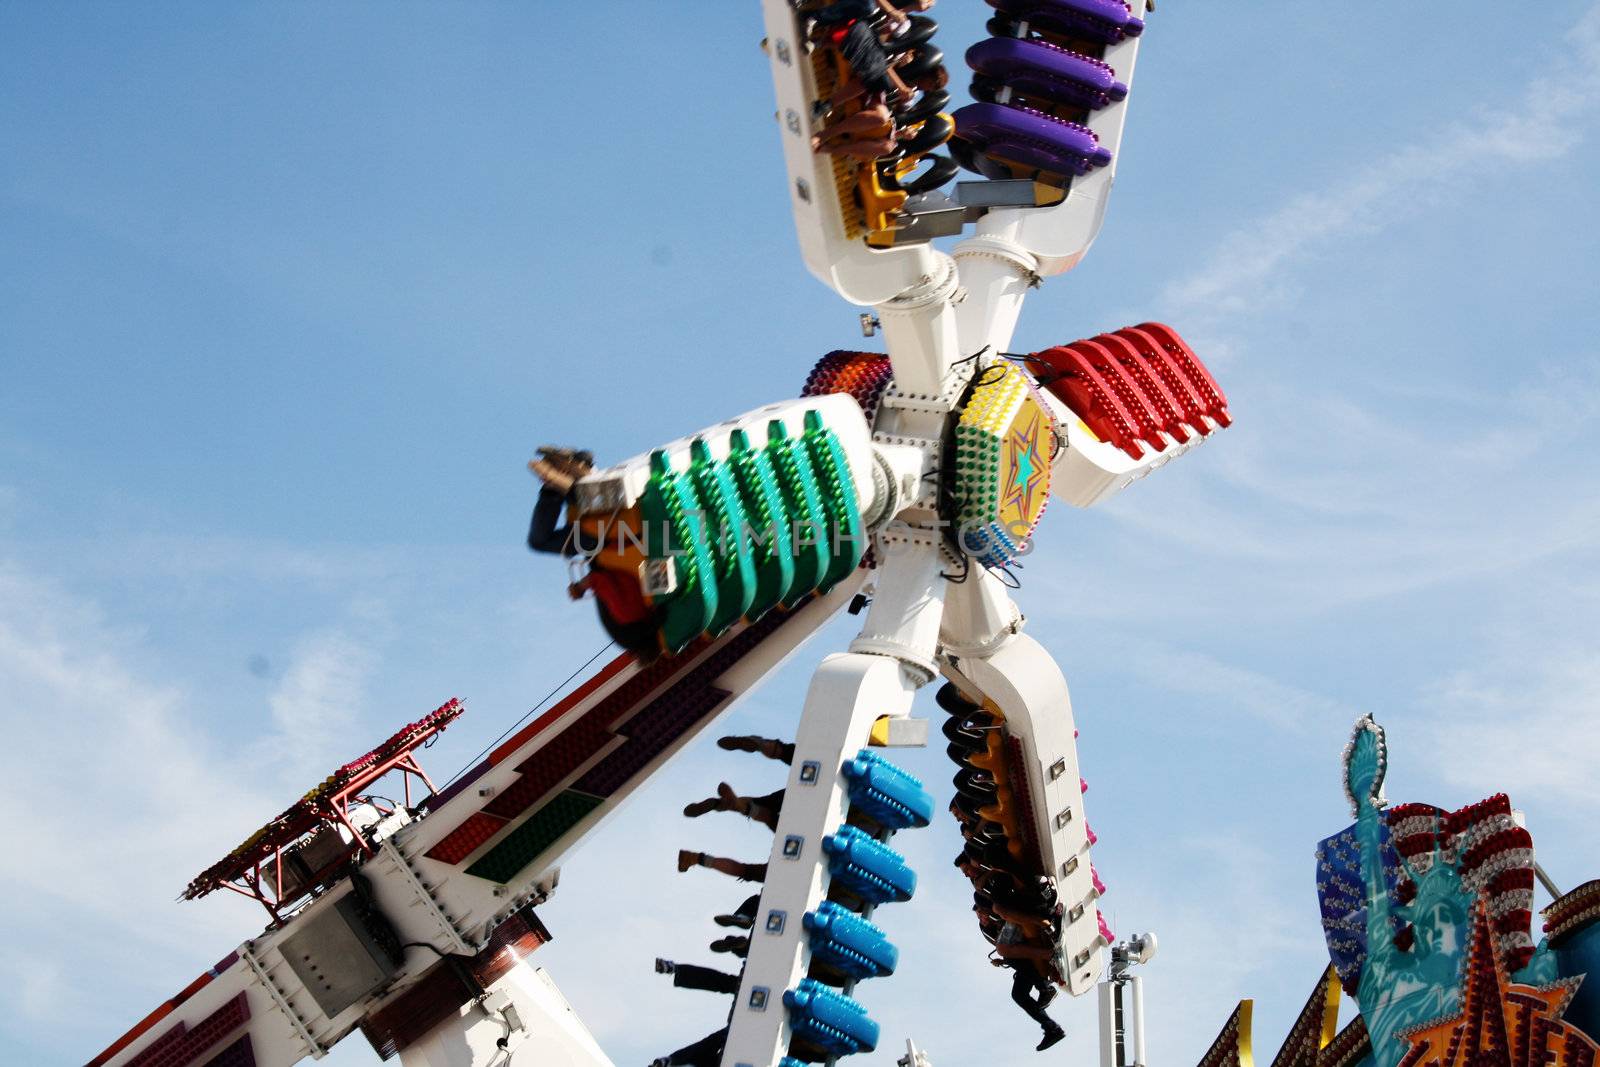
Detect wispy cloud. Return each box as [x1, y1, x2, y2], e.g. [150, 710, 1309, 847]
[0, 566, 270, 1014]
[1130, 645, 1357, 732]
[1159, 6, 1600, 343]
[1413, 638, 1600, 814]
[1091, 831, 1325, 1064]
[0, 559, 400, 1061]
[1089, 368, 1600, 607]
[261, 620, 384, 780]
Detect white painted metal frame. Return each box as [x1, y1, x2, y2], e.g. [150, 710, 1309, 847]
[94, 3, 1172, 1064]
[757, 0, 944, 306]
[715, 8, 1160, 1057]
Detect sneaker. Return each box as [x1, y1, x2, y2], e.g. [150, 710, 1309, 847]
[710, 935, 750, 956]
[716, 735, 792, 763]
[1037, 1022, 1066, 1051]
[713, 911, 754, 930]
[683, 797, 720, 818]
[654, 958, 675, 974]
[531, 446, 594, 491]
[528, 457, 576, 494]
[537, 445, 595, 477]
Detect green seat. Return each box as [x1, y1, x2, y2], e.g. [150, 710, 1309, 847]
[802, 409, 865, 590]
[767, 419, 832, 604]
[638, 449, 718, 654]
[727, 427, 796, 621]
[688, 438, 756, 635]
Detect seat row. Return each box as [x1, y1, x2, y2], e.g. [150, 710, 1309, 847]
[952, 0, 1143, 188]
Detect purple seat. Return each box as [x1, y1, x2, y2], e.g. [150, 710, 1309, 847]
[987, 0, 1145, 45]
[966, 37, 1128, 111]
[953, 102, 1112, 177]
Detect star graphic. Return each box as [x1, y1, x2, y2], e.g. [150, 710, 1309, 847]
[1003, 410, 1048, 522]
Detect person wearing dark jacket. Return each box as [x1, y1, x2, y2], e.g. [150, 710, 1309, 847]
[526, 446, 662, 659]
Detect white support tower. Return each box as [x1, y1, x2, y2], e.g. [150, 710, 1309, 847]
[1099, 933, 1158, 1067]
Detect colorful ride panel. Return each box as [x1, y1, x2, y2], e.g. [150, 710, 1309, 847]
[953, 0, 1140, 186]
[1034, 322, 1232, 457]
[776, 749, 931, 1063]
[801, 2, 961, 243]
[937, 680, 1100, 990]
[572, 394, 877, 656]
[951, 359, 1057, 568]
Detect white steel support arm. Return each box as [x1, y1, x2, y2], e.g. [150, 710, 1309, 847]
[940, 622, 1106, 997]
[720, 651, 921, 1067]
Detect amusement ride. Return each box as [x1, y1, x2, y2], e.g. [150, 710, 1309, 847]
[92, 3, 1600, 1067]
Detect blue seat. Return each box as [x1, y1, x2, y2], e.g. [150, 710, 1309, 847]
[784, 978, 880, 1056]
[842, 750, 935, 830]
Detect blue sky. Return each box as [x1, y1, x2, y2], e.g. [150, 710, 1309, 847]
[4, 3, 1600, 1065]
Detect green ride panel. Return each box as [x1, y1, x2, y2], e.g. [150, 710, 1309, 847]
[465, 789, 604, 883]
[802, 409, 864, 590]
[639, 449, 719, 654]
[688, 438, 756, 635]
[766, 419, 832, 605]
[727, 427, 795, 621]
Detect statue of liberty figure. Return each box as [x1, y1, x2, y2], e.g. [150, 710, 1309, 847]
[1316, 715, 1558, 1067]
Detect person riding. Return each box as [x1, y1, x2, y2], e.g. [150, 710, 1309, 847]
[954, 852, 1068, 1050]
[526, 446, 662, 659]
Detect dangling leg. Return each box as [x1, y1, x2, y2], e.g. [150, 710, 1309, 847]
[526, 484, 573, 555]
[715, 735, 795, 764]
[714, 893, 760, 929]
[526, 446, 593, 554]
[1009, 968, 1066, 1051]
[744, 788, 785, 832]
[654, 959, 741, 995]
[677, 850, 767, 882]
[812, 104, 894, 153]
[709, 934, 750, 958]
[682, 785, 783, 831]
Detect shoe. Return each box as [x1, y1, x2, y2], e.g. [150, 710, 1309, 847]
[654, 958, 675, 974]
[532, 446, 594, 490]
[537, 445, 595, 471]
[713, 911, 754, 929]
[717, 782, 738, 805]
[716, 735, 791, 762]
[710, 935, 750, 956]
[1037, 1023, 1065, 1051]
[529, 458, 576, 495]
[650, 1059, 671, 1067]
[677, 850, 702, 874]
[683, 797, 720, 818]
[1038, 983, 1058, 1009]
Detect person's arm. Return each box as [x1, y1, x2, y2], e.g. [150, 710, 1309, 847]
[876, 0, 909, 28]
[884, 65, 912, 103]
[528, 485, 575, 554]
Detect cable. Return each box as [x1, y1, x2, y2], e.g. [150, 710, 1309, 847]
[986, 562, 1023, 590]
[1000, 350, 1071, 389]
[436, 642, 616, 792]
[403, 941, 451, 959]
